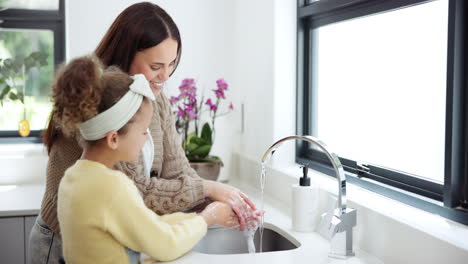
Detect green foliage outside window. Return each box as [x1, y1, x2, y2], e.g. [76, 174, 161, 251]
[0, 29, 54, 131]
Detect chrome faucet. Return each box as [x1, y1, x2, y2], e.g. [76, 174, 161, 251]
[261, 135, 356, 259]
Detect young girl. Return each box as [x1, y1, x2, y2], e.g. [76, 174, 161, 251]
[54, 56, 239, 263]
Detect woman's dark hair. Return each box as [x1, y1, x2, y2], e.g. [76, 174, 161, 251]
[44, 2, 181, 153]
[94, 2, 182, 72]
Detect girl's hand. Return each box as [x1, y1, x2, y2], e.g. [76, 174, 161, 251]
[203, 181, 260, 231]
[200, 201, 239, 228]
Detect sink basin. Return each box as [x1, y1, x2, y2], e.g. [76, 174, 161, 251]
[193, 223, 300, 254]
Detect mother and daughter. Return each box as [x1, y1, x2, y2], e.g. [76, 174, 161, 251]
[29, 2, 260, 263]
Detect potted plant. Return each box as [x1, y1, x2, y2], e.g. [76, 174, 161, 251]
[0, 51, 48, 136]
[170, 78, 234, 181]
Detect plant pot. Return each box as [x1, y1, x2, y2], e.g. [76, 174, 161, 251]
[190, 161, 223, 181]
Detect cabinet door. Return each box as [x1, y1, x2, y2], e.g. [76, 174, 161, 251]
[0, 217, 25, 264]
[25, 216, 37, 264]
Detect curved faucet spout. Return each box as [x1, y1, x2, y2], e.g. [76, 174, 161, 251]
[261, 135, 347, 215]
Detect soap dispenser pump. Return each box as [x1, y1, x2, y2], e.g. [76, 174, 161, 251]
[299, 166, 310, 186]
[291, 166, 319, 232]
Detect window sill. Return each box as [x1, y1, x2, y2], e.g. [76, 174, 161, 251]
[309, 168, 468, 252]
[0, 137, 42, 144]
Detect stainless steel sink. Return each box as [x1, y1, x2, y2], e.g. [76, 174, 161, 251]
[193, 223, 300, 254]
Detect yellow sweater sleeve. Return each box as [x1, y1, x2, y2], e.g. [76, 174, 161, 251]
[105, 173, 207, 262]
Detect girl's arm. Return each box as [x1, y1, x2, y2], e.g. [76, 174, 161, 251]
[106, 176, 207, 262]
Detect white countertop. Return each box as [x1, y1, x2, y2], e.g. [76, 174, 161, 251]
[143, 180, 383, 264]
[0, 184, 44, 217]
[0, 183, 383, 263]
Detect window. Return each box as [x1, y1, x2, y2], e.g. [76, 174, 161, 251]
[0, 0, 65, 142]
[1, 0, 59, 10]
[297, 0, 468, 225]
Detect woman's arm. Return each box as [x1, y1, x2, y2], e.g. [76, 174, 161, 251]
[114, 157, 205, 215]
[156, 94, 260, 230]
[113, 94, 205, 214]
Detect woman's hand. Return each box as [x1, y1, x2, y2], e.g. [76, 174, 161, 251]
[203, 180, 261, 231]
[199, 201, 239, 228]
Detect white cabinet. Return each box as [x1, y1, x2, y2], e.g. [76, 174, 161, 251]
[0, 215, 37, 264]
[0, 217, 25, 264]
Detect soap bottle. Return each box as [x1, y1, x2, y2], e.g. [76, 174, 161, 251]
[291, 166, 319, 232]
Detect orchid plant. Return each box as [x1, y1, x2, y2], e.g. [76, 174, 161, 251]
[170, 78, 234, 162]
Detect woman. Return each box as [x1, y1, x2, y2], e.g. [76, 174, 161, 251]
[29, 2, 259, 263]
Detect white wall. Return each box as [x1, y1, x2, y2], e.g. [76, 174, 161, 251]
[229, 0, 274, 162]
[272, 0, 297, 165]
[229, 0, 297, 168]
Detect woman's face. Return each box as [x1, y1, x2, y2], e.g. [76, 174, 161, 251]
[129, 38, 179, 96]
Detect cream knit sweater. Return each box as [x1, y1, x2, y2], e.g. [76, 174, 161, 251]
[40, 93, 205, 233]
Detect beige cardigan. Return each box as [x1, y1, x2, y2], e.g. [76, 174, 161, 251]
[40, 93, 205, 234]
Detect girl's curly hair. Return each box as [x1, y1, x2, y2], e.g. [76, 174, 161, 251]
[50, 55, 133, 139]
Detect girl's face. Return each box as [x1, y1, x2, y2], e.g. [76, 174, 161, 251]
[118, 100, 153, 162]
[129, 38, 179, 96]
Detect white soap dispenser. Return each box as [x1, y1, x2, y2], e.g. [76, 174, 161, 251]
[291, 166, 319, 232]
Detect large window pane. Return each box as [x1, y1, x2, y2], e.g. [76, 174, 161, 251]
[0, 0, 58, 10]
[0, 29, 54, 132]
[312, 0, 448, 182]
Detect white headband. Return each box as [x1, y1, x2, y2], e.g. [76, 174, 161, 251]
[78, 74, 155, 140]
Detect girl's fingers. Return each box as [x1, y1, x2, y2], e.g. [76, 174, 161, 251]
[232, 206, 246, 231]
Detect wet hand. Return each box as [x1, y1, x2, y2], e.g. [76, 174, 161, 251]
[204, 181, 261, 231]
[200, 201, 239, 228]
